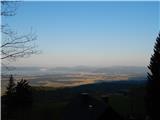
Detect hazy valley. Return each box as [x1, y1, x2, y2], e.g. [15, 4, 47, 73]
[1, 66, 147, 94]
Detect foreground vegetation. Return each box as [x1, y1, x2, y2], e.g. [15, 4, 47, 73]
[2, 80, 146, 120]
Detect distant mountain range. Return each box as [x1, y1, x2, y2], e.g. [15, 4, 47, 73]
[2, 66, 148, 76]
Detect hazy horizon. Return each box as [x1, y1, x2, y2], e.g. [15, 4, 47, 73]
[2, 64, 147, 69]
[2, 65, 147, 76]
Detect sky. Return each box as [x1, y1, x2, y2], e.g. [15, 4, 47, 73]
[2, 1, 160, 67]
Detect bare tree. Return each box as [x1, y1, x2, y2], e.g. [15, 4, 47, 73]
[1, 1, 39, 67]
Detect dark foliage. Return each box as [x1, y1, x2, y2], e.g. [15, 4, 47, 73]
[147, 33, 160, 119]
[5, 76, 33, 107]
[4, 75, 16, 119]
[3, 75, 33, 120]
[6, 75, 16, 101]
[15, 79, 33, 107]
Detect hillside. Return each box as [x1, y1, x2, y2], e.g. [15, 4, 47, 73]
[2, 80, 147, 120]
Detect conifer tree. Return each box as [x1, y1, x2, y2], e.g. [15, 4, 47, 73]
[6, 75, 16, 95]
[147, 33, 160, 119]
[15, 79, 33, 107]
[5, 74, 16, 107]
[5, 75, 16, 119]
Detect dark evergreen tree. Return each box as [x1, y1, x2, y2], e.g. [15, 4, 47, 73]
[13, 79, 33, 120]
[5, 74, 16, 107]
[6, 75, 16, 96]
[15, 79, 33, 108]
[4, 75, 33, 120]
[147, 33, 160, 120]
[5, 75, 16, 119]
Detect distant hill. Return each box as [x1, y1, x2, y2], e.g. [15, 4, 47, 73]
[2, 66, 147, 76]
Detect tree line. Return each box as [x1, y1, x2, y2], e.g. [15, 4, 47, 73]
[3, 75, 33, 120]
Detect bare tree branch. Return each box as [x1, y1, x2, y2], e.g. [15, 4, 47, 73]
[1, 1, 40, 68]
[1, 26, 39, 61]
[1, 47, 36, 59]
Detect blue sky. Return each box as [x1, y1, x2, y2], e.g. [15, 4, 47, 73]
[2, 1, 159, 67]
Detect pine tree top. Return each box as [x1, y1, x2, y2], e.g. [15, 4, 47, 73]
[148, 32, 160, 85]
